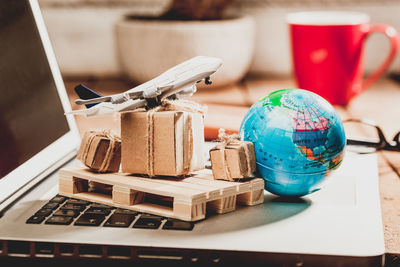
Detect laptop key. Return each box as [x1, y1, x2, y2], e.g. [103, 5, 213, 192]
[53, 209, 79, 217]
[104, 214, 135, 228]
[90, 203, 114, 209]
[45, 215, 73, 225]
[60, 203, 86, 212]
[65, 199, 90, 206]
[85, 207, 111, 216]
[132, 216, 162, 229]
[114, 208, 139, 215]
[34, 208, 53, 217]
[75, 214, 105, 226]
[26, 215, 46, 224]
[162, 219, 194, 231]
[42, 202, 59, 210]
[140, 214, 164, 220]
[49, 195, 67, 203]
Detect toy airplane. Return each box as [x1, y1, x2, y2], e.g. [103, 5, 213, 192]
[67, 56, 222, 117]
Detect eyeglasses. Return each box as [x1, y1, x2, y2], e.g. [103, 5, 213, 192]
[343, 118, 400, 153]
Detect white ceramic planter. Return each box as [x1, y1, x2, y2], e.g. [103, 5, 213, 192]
[115, 16, 255, 88]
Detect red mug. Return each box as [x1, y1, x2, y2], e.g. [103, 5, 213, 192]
[287, 11, 399, 106]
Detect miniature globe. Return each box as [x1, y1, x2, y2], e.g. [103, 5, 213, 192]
[239, 89, 346, 197]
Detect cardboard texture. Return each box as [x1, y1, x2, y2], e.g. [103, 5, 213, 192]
[121, 110, 205, 177]
[210, 141, 256, 181]
[76, 130, 121, 173]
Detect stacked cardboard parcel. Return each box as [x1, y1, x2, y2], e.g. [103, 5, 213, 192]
[120, 99, 206, 177]
[209, 129, 256, 181]
[77, 130, 122, 173]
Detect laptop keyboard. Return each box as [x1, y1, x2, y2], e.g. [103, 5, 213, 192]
[26, 195, 194, 231]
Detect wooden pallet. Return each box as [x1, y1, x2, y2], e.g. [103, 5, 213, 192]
[58, 166, 265, 221]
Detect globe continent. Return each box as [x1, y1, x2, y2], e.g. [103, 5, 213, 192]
[239, 89, 346, 197]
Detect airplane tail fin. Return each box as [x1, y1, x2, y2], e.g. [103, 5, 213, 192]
[74, 84, 102, 108]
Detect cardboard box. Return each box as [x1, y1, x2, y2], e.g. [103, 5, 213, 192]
[76, 130, 121, 173]
[209, 141, 256, 181]
[121, 110, 205, 177]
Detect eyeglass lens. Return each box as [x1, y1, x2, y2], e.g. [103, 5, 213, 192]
[343, 118, 400, 152]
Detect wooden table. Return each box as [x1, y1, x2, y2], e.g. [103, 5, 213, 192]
[64, 75, 400, 265]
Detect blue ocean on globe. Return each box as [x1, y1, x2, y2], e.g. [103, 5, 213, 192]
[239, 88, 346, 197]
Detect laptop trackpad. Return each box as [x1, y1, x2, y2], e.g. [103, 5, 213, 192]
[306, 174, 356, 206]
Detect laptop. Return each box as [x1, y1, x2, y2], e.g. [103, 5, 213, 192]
[0, 1, 385, 266]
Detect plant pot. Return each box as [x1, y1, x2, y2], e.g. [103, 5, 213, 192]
[115, 15, 255, 88]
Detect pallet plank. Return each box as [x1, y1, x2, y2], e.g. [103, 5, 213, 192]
[189, 170, 264, 193]
[58, 166, 265, 221]
[60, 167, 206, 200]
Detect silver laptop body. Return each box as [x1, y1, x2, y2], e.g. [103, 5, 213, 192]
[0, 1, 385, 266]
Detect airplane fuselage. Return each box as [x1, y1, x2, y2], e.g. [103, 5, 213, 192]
[125, 56, 222, 100]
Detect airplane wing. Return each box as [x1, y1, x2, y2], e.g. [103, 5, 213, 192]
[65, 102, 115, 117]
[175, 84, 197, 98]
[65, 99, 147, 118]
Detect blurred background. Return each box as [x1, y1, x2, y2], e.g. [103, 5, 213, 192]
[38, 0, 400, 82]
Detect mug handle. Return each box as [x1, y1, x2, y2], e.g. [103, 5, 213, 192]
[362, 24, 399, 90]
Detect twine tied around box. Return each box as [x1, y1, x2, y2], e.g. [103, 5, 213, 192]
[212, 128, 255, 180]
[215, 128, 240, 149]
[145, 99, 205, 177]
[79, 130, 121, 173]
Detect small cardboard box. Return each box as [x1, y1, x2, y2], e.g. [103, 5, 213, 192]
[121, 110, 205, 177]
[77, 130, 121, 173]
[209, 141, 256, 181]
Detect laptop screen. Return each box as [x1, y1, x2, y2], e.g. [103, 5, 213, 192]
[0, 0, 70, 178]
